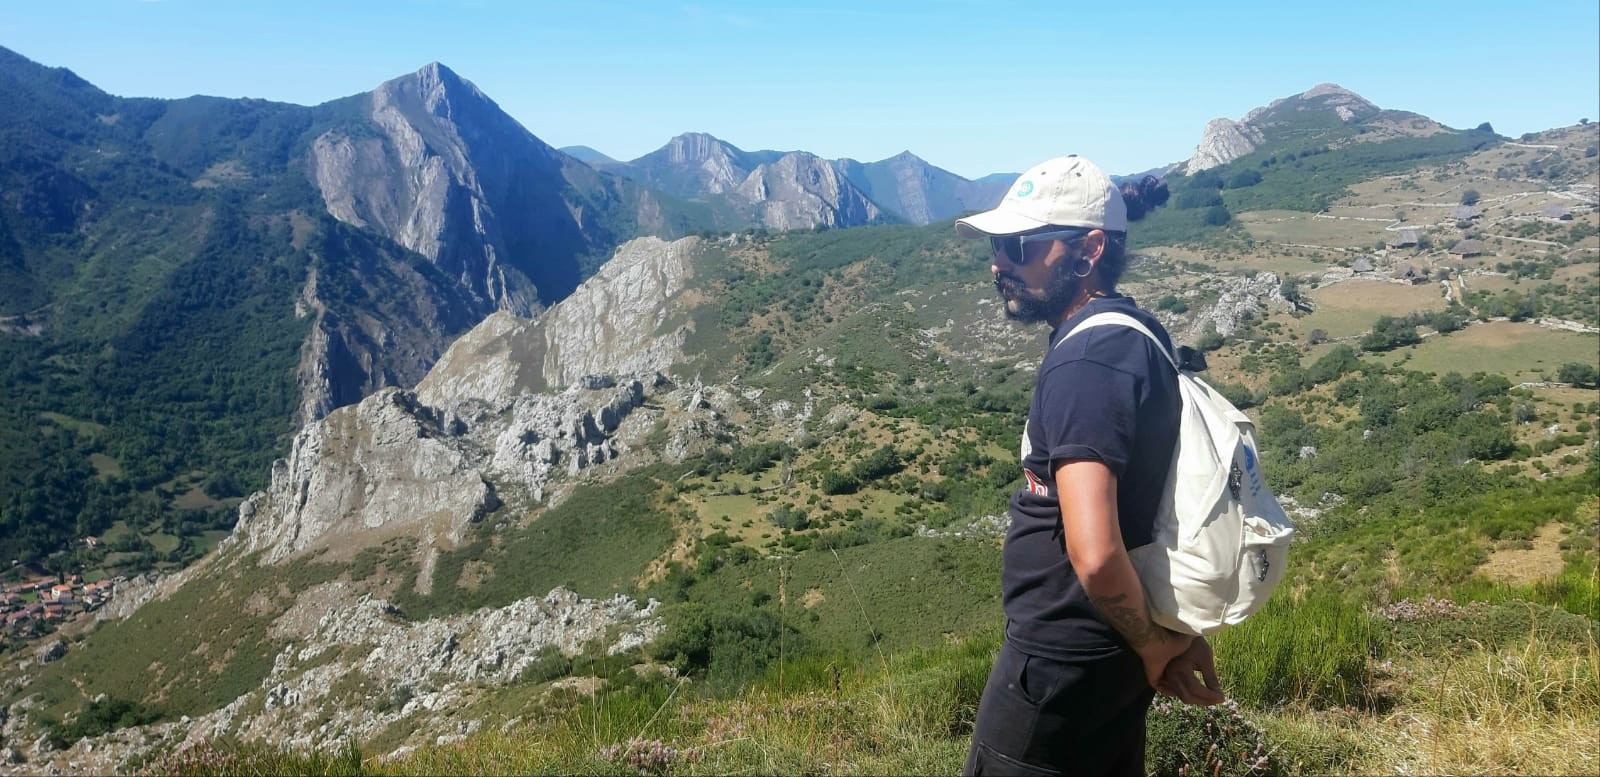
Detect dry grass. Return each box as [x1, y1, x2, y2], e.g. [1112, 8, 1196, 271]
[1374, 321, 1599, 380]
[1296, 280, 1447, 338]
[1237, 210, 1390, 247]
[1353, 633, 1600, 776]
[1481, 523, 1569, 585]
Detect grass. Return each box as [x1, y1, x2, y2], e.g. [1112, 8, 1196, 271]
[1371, 321, 1599, 380]
[1237, 209, 1390, 247]
[15, 553, 345, 724]
[1297, 280, 1447, 338]
[390, 468, 681, 619]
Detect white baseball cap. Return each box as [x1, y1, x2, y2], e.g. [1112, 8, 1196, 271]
[955, 155, 1127, 238]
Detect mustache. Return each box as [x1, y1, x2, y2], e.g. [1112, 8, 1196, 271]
[994, 273, 1025, 293]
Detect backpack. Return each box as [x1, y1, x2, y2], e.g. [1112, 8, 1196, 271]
[1056, 312, 1295, 636]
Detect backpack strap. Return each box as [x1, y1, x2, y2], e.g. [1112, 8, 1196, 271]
[1053, 311, 1180, 373]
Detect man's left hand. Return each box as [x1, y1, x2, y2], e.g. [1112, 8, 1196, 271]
[1154, 636, 1224, 706]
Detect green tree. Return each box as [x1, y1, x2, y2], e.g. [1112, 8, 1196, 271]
[1557, 363, 1599, 388]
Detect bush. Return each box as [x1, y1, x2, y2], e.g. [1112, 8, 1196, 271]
[1460, 189, 1481, 206]
[1556, 362, 1599, 388]
[819, 471, 860, 495]
[1195, 326, 1225, 352]
[1228, 168, 1263, 189]
[1146, 698, 1277, 777]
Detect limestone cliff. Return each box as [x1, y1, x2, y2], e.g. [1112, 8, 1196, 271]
[234, 236, 722, 569]
[1186, 118, 1267, 173]
[1184, 83, 1383, 172]
[734, 152, 883, 230]
[308, 62, 639, 313]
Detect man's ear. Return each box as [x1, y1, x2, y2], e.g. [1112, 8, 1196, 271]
[1082, 229, 1107, 263]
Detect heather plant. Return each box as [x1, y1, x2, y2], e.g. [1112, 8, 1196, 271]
[1146, 697, 1277, 777]
[148, 737, 363, 777]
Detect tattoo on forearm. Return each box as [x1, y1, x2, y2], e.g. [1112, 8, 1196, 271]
[1090, 593, 1171, 649]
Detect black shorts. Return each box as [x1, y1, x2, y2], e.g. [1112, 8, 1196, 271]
[963, 640, 1155, 777]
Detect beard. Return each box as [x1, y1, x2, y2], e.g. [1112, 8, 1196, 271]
[994, 263, 1082, 324]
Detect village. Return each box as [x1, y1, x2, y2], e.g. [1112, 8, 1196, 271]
[0, 566, 118, 649]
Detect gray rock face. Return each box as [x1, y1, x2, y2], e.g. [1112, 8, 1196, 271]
[229, 387, 494, 564]
[1186, 83, 1383, 172]
[1186, 118, 1266, 173]
[309, 63, 543, 314]
[540, 237, 700, 386]
[33, 642, 65, 664]
[1180, 272, 1291, 341]
[232, 236, 718, 566]
[734, 152, 883, 230]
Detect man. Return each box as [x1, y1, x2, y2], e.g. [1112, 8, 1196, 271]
[957, 156, 1223, 776]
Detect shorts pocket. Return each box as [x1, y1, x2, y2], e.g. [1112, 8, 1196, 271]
[969, 742, 1059, 777]
[1014, 651, 1063, 707]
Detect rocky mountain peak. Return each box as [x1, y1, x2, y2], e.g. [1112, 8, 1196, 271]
[662, 132, 738, 163]
[1187, 83, 1390, 172]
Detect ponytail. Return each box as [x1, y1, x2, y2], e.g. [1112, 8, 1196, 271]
[1095, 176, 1169, 288]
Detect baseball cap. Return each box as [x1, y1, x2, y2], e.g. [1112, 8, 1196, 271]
[955, 155, 1127, 238]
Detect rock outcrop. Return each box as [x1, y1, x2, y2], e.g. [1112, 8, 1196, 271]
[3, 586, 663, 773]
[1186, 118, 1267, 173]
[232, 236, 719, 567]
[1185, 83, 1384, 172]
[734, 152, 883, 230]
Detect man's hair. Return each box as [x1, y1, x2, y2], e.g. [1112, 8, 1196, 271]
[1076, 175, 1169, 289]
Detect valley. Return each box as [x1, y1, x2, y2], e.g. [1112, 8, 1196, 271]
[0, 52, 1595, 776]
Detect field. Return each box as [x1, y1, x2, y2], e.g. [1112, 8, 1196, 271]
[1297, 280, 1448, 338]
[1373, 321, 1600, 380]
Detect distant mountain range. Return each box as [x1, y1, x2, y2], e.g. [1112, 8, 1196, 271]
[561, 133, 1014, 228]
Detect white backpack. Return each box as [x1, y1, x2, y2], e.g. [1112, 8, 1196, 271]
[1056, 312, 1295, 636]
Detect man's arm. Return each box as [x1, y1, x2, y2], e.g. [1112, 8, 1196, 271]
[1054, 459, 1190, 687]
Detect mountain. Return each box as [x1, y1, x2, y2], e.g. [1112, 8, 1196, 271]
[6, 108, 1599, 767]
[557, 144, 619, 165]
[0, 49, 705, 572]
[1183, 83, 1455, 172]
[829, 151, 1010, 225]
[602, 133, 1008, 227]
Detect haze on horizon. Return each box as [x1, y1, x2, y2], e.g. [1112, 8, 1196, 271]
[5, 0, 1598, 179]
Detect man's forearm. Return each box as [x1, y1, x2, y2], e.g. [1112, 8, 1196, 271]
[1081, 551, 1179, 651]
[1054, 459, 1185, 656]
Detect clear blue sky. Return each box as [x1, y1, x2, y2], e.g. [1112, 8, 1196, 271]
[6, 0, 1598, 179]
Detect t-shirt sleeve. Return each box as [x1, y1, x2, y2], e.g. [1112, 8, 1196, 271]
[1035, 359, 1141, 478]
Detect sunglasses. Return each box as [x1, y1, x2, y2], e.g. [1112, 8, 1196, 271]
[989, 228, 1092, 266]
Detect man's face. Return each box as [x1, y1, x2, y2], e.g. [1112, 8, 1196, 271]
[991, 233, 1081, 324]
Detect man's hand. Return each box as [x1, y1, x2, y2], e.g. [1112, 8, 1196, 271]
[1154, 636, 1224, 706]
[1134, 629, 1192, 690]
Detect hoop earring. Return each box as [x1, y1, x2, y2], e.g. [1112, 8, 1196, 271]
[1071, 259, 1093, 278]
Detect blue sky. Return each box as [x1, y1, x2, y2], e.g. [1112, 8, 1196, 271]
[5, 0, 1598, 178]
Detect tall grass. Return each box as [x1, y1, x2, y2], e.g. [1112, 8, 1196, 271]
[1354, 628, 1600, 775]
[1213, 590, 1384, 709]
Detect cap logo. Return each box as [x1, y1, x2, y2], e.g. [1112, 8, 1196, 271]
[1013, 180, 1035, 198]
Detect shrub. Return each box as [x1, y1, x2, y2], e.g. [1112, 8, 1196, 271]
[819, 471, 860, 495]
[1146, 698, 1277, 777]
[1556, 362, 1599, 388]
[1460, 189, 1481, 206]
[1228, 169, 1264, 189]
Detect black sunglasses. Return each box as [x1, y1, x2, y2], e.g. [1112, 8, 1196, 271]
[989, 228, 1092, 266]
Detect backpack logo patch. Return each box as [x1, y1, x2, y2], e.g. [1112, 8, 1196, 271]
[1228, 462, 1243, 502]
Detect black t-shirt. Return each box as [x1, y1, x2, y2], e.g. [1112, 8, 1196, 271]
[1002, 295, 1181, 660]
